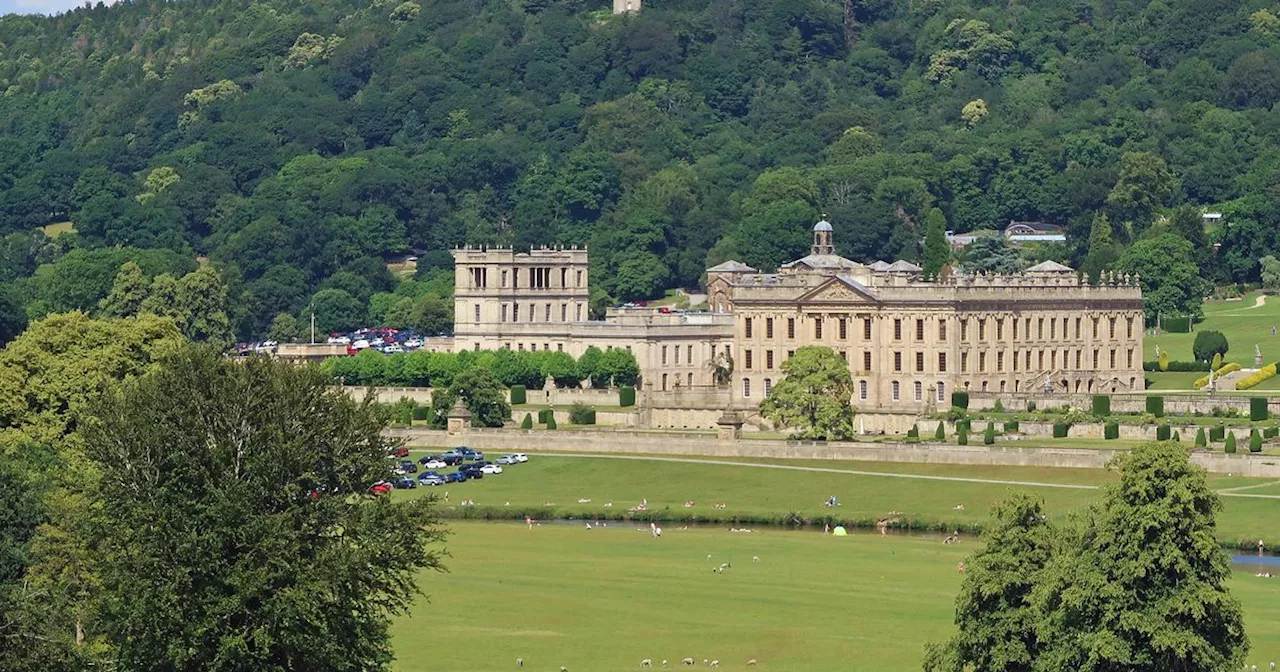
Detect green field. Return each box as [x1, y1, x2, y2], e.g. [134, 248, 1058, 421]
[1147, 292, 1280, 367]
[390, 523, 1280, 671]
[395, 452, 1280, 549]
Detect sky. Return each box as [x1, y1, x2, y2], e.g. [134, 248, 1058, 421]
[0, 0, 103, 15]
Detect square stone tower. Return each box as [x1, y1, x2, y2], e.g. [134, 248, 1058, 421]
[451, 245, 591, 352]
[613, 0, 640, 14]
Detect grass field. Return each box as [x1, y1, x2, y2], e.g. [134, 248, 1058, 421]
[395, 452, 1280, 547]
[39, 221, 76, 237]
[390, 523, 1280, 671]
[1146, 292, 1280, 367]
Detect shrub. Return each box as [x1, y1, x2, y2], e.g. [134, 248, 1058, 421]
[1104, 423, 1119, 440]
[568, 402, 596, 425]
[1238, 365, 1279, 391]
[1091, 395, 1110, 417]
[619, 386, 636, 407]
[935, 422, 946, 440]
[1146, 396, 1164, 417]
[951, 391, 969, 410]
[1210, 425, 1226, 442]
[1211, 352, 1222, 371]
[1004, 420, 1019, 434]
[956, 418, 971, 434]
[546, 414, 558, 430]
[1266, 426, 1279, 439]
[1172, 430, 1180, 442]
[1194, 362, 1242, 390]
[957, 429, 968, 445]
[1250, 429, 1263, 453]
[1225, 431, 1236, 453]
[1159, 351, 1169, 371]
[992, 399, 1004, 413]
[1251, 396, 1271, 420]
[1163, 315, 1192, 333]
[1027, 400, 1037, 412]
[520, 413, 533, 429]
[510, 385, 527, 405]
[1156, 424, 1171, 441]
[1195, 427, 1207, 447]
[1193, 330, 1229, 363]
[1052, 422, 1068, 438]
[906, 424, 919, 440]
[538, 408, 551, 424]
[412, 405, 431, 421]
[983, 423, 995, 445]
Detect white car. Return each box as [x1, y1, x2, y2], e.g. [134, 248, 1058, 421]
[512, 453, 529, 463]
[328, 336, 351, 345]
[352, 339, 371, 350]
[404, 338, 423, 348]
[383, 344, 405, 354]
[479, 464, 503, 475]
[423, 459, 446, 469]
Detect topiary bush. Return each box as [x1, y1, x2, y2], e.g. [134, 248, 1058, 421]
[569, 402, 596, 425]
[412, 405, 431, 422]
[510, 384, 527, 405]
[1194, 329, 1229, 363]
[1172, 430, 1180, 442]
[1266, 426, 1280, 439]
[520, 413, 533, 429]
[951, 391, 969, 410]
[1104, 423, 1119, 440]
[1251, 396, 1270, 421]
[1225, 431, 1236, 453]
[956, 418, 971, 434]
[1091, 395, 1111, 417]
[1052, 422, 1068, 438]
[1156, 424, 1171, 441]
[546, 414, 558, 430]
[1004, 420, 1019, 434]
[1145, 396, 1164, 418]
[1195, 427, 1207, 447]
[1210, 425, 1226, 442]
[983, 423, 995, 445]
[619, 386, 636, 407]
[957, 429, 968, 446]
[935, 422, 946, 441]
[1250, 428, 1263, 453]
[538, 408, 551, 424]
[906, 424, 919, 441]
[1236, 364, 1278, 391]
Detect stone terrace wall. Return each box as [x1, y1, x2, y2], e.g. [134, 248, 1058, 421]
[386, 428, 1280, 477]
[968, 392, 1280, 416]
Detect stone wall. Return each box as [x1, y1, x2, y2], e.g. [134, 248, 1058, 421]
[967, 391, 1280, 416]
[386, 428, 1280, 477]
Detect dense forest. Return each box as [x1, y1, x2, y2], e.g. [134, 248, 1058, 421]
[3, 0, 1280, 343]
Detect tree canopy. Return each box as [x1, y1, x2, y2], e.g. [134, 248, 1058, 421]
[759, 346, 855, 440]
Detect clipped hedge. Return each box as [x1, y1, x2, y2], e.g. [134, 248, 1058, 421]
[538, 409, 552, 424]
[957, 429, 968, 446]
[1194, 362, 1242, 390]
[1250, 396, 1271, 420]
[1237, 364, 1278, 391]
[412, 405, 432, 422]
[1225, 431, 1237, 453]
[983, 423, 995, 445]
[1156, 424, 1172, 441]
[1004, 420, 1019, 434]
[1104, 422, 1119, 440]
[546, 414, 558, 430]
[951, 391, 970, 410]
[934, 422, 946, 440]
[1163, 315, 1192, 333]
[1146, 396, 1164, 418]
[1266, 426, 1279, 439]
[956, 418, 972, 434]
[1210, 425, 1226, 442]
[1172, 430, 1181, 442]
[568, 402, 596, 425]
[510, 384, 527, 405]
[1250, 429, 1263, 453]
[520, 413, 533, 429]
[906, 424, 919, 441]
[1143, 360, 1210, 372]
[1052, 423, 1069, 438]
[619, 386, 636, 407]
[1091, 395, 1110, 416]
[1195, 427, 1207, 447]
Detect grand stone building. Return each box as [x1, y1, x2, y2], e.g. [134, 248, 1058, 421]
[452, 220, 1145, 412]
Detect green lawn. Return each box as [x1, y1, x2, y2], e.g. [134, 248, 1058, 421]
[397, 452, 1280, 545]
[390, 523, 1280, 671]
[1144, 371, 1204, 390]
[1147, 292, 1280, 366]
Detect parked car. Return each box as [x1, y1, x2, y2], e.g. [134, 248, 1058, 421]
[404, 338, 424, 348]
[369, 481, 392, 495]
[440, 454, 464, 466]
[445, 471, 468, 483]
[328, 336, 351, 345]
[394, 477, 417, 489]
[479, 463, 503, 475]
[496, 455, 518, 465]
[390, 446, 410, 458]
[399, 460, 418, 473]
[383, 344, 405, 354]
[423, 459, 446, 469]
[458, 465, 483, 479]
[512, 453, 529, 463]
[418, 472, 446, 486]
[460, 448, 484, 461]
[352, 339, 371, 350]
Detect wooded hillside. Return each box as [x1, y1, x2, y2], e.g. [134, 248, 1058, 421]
[2, 0, 1279, 340]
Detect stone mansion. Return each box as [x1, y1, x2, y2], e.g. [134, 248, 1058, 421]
[451, 220, 1145, 412]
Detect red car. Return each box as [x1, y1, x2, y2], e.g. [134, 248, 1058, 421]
[369, 481, 392, 495]
[390, 446, 409, 458]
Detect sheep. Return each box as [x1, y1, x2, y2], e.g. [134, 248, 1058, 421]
[561, 667, 569, 672]
[662, 660, 668, 667]
[516, 658, 523, 667]
[641, 659, 652, 667]
[719, 562, 731, 569]
[746, 659, 757, 666]
[682, 658, 695, 666]
[710, 660, 719, 668]
[703, 660, 709, 666]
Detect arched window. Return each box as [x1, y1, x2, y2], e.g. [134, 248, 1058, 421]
[891, 381, 900, 401]
[743, 378, 751, 398]
[859, 380, 868, 400]
[914, 381, 922, 401]
[764, 378, 773, 396]
[936, 382, 945, 402]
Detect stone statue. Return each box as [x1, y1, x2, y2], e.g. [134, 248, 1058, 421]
[1257, 343, 1264, 367]
[1155, 344, 1160, 358]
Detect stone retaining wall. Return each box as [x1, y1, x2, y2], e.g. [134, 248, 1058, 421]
[967, 392, 1280, 416]
[386, 428, 1280, 477]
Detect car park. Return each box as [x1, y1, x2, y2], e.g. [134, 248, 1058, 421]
[394, 477, 417, 489]
[440, 454, 463, 466]
[423, 458, 446, 469]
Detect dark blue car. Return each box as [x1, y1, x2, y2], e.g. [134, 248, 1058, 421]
[393, 477, 417, 489]
[399, 460, 418, 473]
[445, 471, 467, 483]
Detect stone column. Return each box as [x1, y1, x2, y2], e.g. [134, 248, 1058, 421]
[446, 399, 472, 436]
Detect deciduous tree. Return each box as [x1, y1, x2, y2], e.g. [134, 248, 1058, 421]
[760, 346, 855, 440]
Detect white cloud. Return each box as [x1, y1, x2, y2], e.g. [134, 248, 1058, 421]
[0, 0, 109, 15]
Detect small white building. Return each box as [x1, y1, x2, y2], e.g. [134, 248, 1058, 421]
[613, 0, 641, 13]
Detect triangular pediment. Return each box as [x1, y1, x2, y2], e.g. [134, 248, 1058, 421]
[797, 276, 879, 305]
